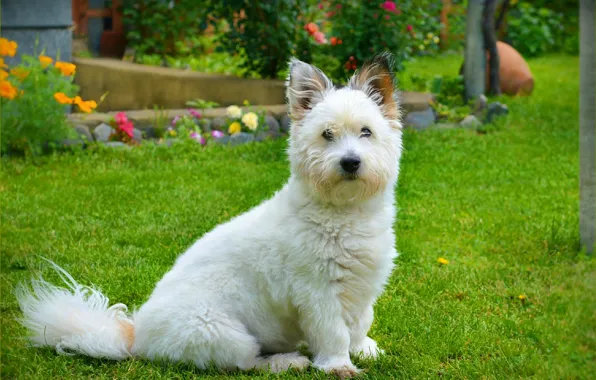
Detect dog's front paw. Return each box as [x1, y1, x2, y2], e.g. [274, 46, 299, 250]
[350, 337, 384, 359]
[315, 357, 360, 379]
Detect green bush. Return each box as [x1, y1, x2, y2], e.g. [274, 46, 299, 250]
[212, 1, 309, 79]
[1, 47, 97, 155]
[505, 2, 564, 57]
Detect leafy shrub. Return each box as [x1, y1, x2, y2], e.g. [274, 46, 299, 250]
[212, 1, 309, 79]
[1, 39, 97, 155]
[505, 2, 564, 57]
[122, 0, 213, 58]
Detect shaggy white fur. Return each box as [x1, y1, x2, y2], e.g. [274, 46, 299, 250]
[16, 53, 403, 378]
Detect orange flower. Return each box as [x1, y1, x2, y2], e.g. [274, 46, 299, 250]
[39, 55, 53, 68]
[0, 58, 7, 69]
[0, 70, 7, 80]
[73, 96, 97, 113]
[0, 38, 18, 57]
[10, 67, 30, 81]
[55, 61, 76, 76]
[1, 80, 18, 99]
[53, 92, 74, 105]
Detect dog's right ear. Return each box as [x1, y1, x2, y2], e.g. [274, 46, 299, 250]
[286, 58, 333, 122]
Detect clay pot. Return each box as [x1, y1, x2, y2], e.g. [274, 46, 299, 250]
[487, 41, 534, 96]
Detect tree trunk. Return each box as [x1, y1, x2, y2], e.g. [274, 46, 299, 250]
[483, 0, 500, 95]
[580, 0, 595, 255]
[464, 0, 487, 101]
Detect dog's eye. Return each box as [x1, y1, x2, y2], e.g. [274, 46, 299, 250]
[322, 129, 334, 141]
[360, 127, 372, 138]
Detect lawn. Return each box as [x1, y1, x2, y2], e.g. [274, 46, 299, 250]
[1, 54, 594, 379]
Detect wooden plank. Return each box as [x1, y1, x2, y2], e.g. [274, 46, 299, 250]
[580, 0, 595, 255]
[86, 9, 112, 18]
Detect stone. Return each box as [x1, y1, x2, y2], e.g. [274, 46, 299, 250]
[485, 102, 509, 123]
[460, 115, 482, 128]
[74, 124, 94, 142]
[472, 94, 488, 117]
[216, 132, 255, 146]
[211, 117, 227, 131]
[404, 108, 436, 130]
[487, 42, 534, 96]
[199, 118, 212, 132]
[133, 128, 143, 143]
[280, 114, 292, 133]
[93, 123, 115, 142]
[265, 115, 280, 132]
[104, 141, 130, 149]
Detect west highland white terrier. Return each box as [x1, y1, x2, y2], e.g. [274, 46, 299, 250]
[17, 52, 403, 378]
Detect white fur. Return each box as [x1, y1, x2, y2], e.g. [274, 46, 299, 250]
[16, 56, 403, 377]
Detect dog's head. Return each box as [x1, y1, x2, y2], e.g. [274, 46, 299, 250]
[286, 52, 403, 205]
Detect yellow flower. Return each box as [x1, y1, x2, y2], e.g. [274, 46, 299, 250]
[423, 39, 429, 45]
[53, 92, 74, 104]
[169, 129, 177, 137]
[1, 80, 18, 99]
[228, 121, 242, 135]
[55, 61, 76, 76]
[243, 99, 250, 106]
[0, 70, 7, 80]
[10, 67, 30, 81]
[437, 257, 449, 265]
[518, 294, 527, 301]
[433, 36, 440, 44]
[241, 112, 259, 131]
[0, 38, 18, 57]
[226, 105, 242, 119]
[0, 58, 7, 69]
[39, 55, 53, 68]
[419, 44, 425, 51]
[427, 33, 434, 39]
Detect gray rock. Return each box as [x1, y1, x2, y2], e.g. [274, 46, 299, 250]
[216, 132, 255, 146]
[280, 114, 292, 133]
[473, 94, 488, 117]
[133, 128, 143, 143]
[199, 118, 212, 132]
[211, 117, 227, 131]
[486, 102, 509, 123]
[74, 124, 93, 142]
[93, 123, 116, 142]
[404, 108, 436, 130]
[265, 115, 280, 132]
[460, 115, 482, 128]
[104, 141, 130, 149]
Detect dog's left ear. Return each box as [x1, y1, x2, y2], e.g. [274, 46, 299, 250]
[286, 58, 333, 122]
[349, 52, 401, 126]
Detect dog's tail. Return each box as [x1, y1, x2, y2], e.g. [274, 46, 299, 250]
[15, 260, 134, 360]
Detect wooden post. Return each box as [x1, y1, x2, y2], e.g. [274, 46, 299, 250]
[464, 0, 487, 101]
[580, 0, 595, 255]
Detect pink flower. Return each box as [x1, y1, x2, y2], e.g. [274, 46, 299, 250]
[171, 116, 181, 126]
[211, 130, 225, 139]
[381, 1, 397, 12]
[115, 112, 128, 125]
[318, 3, 323, 9]
[407, 24, 413, 32]
[119, 121, 134, 138]
[191, 132, 206, 145]
[188, 108, 201, 119]
[313, 31, 327, 44]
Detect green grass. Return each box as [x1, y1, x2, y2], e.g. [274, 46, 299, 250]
[1, 54, 594, 379]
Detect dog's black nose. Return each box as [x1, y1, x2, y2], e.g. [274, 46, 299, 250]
[340, 155, 361, 174]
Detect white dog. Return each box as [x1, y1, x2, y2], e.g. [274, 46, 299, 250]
[17, 53, 403, 378]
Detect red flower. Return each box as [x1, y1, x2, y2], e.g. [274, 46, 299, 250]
[330, 37, 342, 46]
[318, 3, 323, 9]
[336, 4, 342, 9]
[304, 22, 319, 35]
[407, 24, 414, 32]
[326, 11, 336, 17]
[115, 111, 128, 125]
[313, 31, 328, 44]
[385, 14, 390, 20]
[119, 121, 134, 138]
[381, 1, 397, 12]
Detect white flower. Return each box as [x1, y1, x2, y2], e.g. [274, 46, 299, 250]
[226, 105, 242, 119]
[241, 112, 259, 131]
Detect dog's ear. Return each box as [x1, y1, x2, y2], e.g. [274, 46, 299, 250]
[286, 58, 333, 122]
[349, 52, 401, 126]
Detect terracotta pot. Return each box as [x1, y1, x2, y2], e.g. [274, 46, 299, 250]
[487, 41, 534, 96]
[99, 31, 127, 58]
